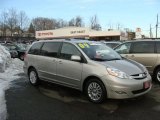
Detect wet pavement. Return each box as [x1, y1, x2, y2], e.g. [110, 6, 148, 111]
[5, 72, 160, 120]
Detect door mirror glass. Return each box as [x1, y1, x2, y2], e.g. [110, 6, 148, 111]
[71, 55, 81, 62]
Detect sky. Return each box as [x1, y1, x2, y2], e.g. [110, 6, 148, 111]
[0, 0, 160, 37]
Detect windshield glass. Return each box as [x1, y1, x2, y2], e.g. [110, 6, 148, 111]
[77, 42, 122, 61]
[17, 44, 27, 50]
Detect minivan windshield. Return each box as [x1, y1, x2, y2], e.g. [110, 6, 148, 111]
[77, 42, 122, 61]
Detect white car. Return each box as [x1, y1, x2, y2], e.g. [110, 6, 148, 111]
[0, 44, 11, 72]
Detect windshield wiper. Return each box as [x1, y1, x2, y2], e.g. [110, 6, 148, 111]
[107, 58, 121, 61]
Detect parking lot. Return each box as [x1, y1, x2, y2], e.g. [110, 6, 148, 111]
[5, 71, 160, 120]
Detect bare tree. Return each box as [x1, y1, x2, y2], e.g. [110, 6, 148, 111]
[32, 17, 58, 30]
[90, 15, 101, 30]
[55, 19, 68, 28]
[68, 16, 84, 27]
[18, 11, 29, 36]
[7, 8, 18, 37]
[68, 18, 75, 26]
[0, 10, 8, 38]
[75, 16, 83, 27]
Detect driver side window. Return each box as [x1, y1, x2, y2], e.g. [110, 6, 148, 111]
[60, 43, 81, 61]
[115, 43, 131, 54]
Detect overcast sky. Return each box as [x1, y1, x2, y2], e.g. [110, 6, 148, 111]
[0, 0, 160, 37]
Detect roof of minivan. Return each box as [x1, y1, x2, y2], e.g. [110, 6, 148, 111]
[124, 39, 160, 42]
[34, 39, 99, 44]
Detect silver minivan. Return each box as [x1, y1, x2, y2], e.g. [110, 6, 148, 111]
[23, 39, 152, 103]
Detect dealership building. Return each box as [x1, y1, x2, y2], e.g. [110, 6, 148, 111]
[36, 27, 128, 41]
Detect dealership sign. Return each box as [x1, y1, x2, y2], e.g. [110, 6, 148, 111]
[36, 27, 89, 39]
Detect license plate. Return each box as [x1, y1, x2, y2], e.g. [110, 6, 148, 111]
[143, 82, 150, 89]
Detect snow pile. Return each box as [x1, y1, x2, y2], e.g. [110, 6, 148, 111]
[0, 58, 24, 120]
[0, 45, 11, 72]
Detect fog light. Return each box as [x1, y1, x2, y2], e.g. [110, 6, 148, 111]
[115, 91, 127, 94]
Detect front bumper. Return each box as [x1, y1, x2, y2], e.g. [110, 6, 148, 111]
[102, 74, 152, 99]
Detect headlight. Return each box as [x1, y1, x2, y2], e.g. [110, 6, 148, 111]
[106, 67, 129, 79]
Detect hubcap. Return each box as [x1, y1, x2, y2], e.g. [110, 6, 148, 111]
[88, 82, 102, 101]
[29, 71, 37, 84]
[157, 71, 160, 82]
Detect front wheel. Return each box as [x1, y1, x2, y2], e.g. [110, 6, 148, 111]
[154, 67, 160, 83]
[28, 68, 39, 86]
[85, 79, 107, 103]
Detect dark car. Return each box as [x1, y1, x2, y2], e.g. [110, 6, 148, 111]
[2, 43, 27, 60]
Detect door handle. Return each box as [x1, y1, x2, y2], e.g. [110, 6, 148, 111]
[53, 59, 56, 62]
[125, 55, 128, 57]
[58, 61, 62, 64]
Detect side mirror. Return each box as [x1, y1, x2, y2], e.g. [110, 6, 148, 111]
[71, 55, 81, 62]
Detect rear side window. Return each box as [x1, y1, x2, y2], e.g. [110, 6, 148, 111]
[28, 42, 43, 55]
[131, 41, 154, 53]
[41, 42, 61, 57]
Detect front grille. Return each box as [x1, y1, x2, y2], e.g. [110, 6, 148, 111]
[132, 88, 149, 94]
[130, 72, 147, 80]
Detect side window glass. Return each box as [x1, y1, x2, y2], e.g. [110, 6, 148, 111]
[156, 42, 160, 53]
[115, 43, 131, 54]
[132, 42, 154, 53]
[60, 43, 81, 60]
[28, 42, 43, 55]
[41, 42, 61, 57]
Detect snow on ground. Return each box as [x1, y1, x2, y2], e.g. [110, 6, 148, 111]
[0, 45, 11, 72]
[0, 58, 24, 120]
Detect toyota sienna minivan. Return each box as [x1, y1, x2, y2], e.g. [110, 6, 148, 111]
[23, 39, 152, 103]
[114, 40, 160, 83]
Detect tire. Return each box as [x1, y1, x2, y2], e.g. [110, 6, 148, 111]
[154, 67, 160, 83]
[85, 78, 107, 103]
[28, 68, 39, 86]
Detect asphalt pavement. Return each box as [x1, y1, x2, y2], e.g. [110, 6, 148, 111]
[5, 72, 160, 120]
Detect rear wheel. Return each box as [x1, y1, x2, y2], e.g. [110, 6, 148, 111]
[85, 78, 106, 103]
[28, 68, 39, 86]
[154, 67, 160, 83]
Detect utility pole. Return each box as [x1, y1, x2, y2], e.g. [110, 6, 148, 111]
[156, 14, 158, 38]
[150, 24, 153, 38]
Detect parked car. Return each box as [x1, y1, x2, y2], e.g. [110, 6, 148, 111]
[1, 44, 18, 58]
[23, 39, 152, 103]
[2, 43, 26, 60]
[114, 39, 160, 83]
[102, 41, 122, 48]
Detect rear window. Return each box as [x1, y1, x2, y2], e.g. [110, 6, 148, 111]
[28, 42, 43, 55]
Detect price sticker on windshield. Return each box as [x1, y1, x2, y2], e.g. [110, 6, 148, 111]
[78, 43, 90, 48]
